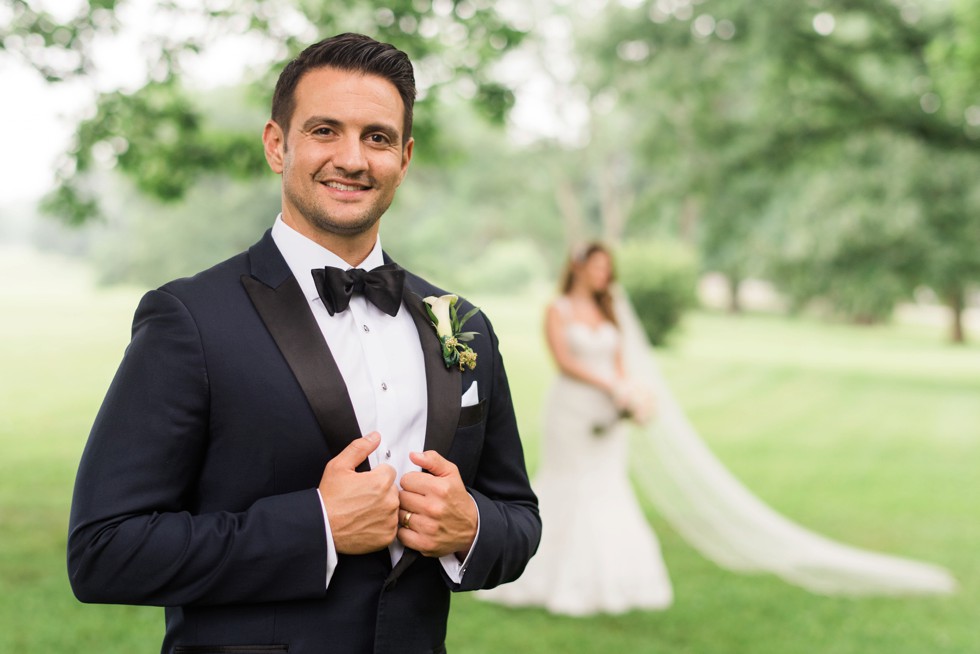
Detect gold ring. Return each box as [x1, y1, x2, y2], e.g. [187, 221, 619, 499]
[402, 511, 413, 529]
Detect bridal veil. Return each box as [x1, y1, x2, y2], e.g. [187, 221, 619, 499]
[614, 288, 957, 596]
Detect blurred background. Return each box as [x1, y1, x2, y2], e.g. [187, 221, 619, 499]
[1, 0, 978, 652]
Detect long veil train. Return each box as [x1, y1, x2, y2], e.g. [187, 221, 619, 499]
[615, 288, 956, 595]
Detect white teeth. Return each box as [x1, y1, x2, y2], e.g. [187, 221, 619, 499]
[324, 181, 363, 191]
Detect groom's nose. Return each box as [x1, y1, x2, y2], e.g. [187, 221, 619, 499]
[331, 135, 369, 175]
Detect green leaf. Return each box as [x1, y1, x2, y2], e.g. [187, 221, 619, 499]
[458, 306, 481, 328]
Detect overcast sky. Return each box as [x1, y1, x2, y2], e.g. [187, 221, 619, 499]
[0, 63, 84, 204]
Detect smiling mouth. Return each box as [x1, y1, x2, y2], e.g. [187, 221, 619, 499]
[322, 180, 370, 192]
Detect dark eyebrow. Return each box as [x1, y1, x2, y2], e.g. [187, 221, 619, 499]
[300, 116, 341, 133]
[364, 123, 401, 145]
[299, 116, 401, 145]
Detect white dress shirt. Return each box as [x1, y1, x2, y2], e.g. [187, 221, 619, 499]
[271, 216, 472, 586]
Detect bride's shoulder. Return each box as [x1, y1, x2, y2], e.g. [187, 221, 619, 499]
[547, 296, 573, 318]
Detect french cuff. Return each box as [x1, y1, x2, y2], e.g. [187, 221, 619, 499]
[439, 493, 481, 584]
[316, 489, 339, 589]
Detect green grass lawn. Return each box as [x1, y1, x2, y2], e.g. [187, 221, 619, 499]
[2, 248, 977, 653]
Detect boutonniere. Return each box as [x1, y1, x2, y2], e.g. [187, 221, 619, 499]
[423, 294, 480, 371]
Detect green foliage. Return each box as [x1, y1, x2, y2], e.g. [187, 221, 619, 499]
[925, 0, 980, 135]
[907, 148, 980, 341]
[0, 0, 123, 81]
[697, 171, 772, 285]
[758, 132, 980, 329]
[38, 182, 100, 228]
[762, 135, 926, 323]
[616, 240, 699, 345]
[569, 0, 773, 247]
[454, 239, 549, 295]
[68, 81, 265, 207]
[909, 150, 980, 295]
[13, 0, 980, 342]
[380, 101, 565, 285]
[84, 173, 280, 288]
[4, 0, 527, 223]
[35, 96, 563, 293]
[569, 0, 980, 340]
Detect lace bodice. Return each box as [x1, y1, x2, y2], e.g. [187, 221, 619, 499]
[555, 297, 620, 381]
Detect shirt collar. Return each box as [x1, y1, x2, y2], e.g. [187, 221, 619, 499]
[270, 214, 386, 303]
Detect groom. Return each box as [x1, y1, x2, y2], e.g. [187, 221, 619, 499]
[67, 33, 540, 654]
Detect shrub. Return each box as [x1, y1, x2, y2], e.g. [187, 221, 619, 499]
[616, 240, 699, 345]
[455, 239, 549, 294]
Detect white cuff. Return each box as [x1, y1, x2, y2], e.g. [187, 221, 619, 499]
[438, 494, 480, 584]
[316, 489, 339, 589]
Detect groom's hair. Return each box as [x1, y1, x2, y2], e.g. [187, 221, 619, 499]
[271, 33, 417, 147]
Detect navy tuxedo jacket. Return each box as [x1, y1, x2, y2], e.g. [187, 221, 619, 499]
[67, 230, 541, 654]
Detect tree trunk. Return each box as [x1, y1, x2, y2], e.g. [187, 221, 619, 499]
[554, 177, 586, 246]
[599, 155, 634, 245]
[727, 274, 742, 314]
[946, 288, 966, 344]
[679, 196, 700, 244]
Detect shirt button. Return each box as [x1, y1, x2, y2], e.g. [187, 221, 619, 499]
[385, 449, 391, 459]
[363, 324, 370, 332]
[381, 382, 388, 391]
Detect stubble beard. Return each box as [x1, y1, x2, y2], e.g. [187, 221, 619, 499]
[284, 174, 392, 238]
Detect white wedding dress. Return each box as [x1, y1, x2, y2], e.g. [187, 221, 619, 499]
[479, 289, 955, 616]
[478, 299, 673, 615]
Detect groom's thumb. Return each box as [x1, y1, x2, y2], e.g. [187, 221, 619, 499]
[409, 450, 457, 478]
[332, 432, 381, 471]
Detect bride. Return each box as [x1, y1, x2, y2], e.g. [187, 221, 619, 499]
[480, 242, 956, 616]
[479, 242, 673, 615]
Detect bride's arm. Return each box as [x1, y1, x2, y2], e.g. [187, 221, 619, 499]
[544, 303, 620, 396]
[614, 343, 627, 381]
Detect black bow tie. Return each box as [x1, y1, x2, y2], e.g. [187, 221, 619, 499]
[311, 263, 406, 317]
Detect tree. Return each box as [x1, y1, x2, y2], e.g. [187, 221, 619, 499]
[909, 149, 980, 343]
[54, 91, 565, 291]
[2, 0, 527, 222]
[761, 134, 928, 324]
[754, 0, 980, 340]
[557, 0, 980, 340]
[553, 0, 781, 307]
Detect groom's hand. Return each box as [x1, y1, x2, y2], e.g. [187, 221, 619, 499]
[319, 432, 399, 555]
[398, 450, 478, 559]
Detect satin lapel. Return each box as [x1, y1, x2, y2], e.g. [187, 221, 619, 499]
[404, 290, 462, 457]
[242, 273, 368, 472]
[385, 283, 463, 589]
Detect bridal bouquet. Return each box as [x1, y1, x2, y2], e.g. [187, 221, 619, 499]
[594, 379, 655, 435]
[619, 380, 655, 425]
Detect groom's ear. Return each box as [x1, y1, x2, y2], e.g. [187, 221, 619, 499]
[262, 120, 286, 174]
[397, 136, 414, 186]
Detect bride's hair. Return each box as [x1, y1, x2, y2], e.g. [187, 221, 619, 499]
[560, 242, 618, 326]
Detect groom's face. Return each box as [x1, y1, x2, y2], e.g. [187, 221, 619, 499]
[263, 65, 414, 241]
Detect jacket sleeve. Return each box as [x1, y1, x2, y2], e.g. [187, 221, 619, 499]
[67, 289, 329, 607]
[452, 315, 542, 592]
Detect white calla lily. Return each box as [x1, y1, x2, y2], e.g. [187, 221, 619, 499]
[423, 294, 457, 339]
